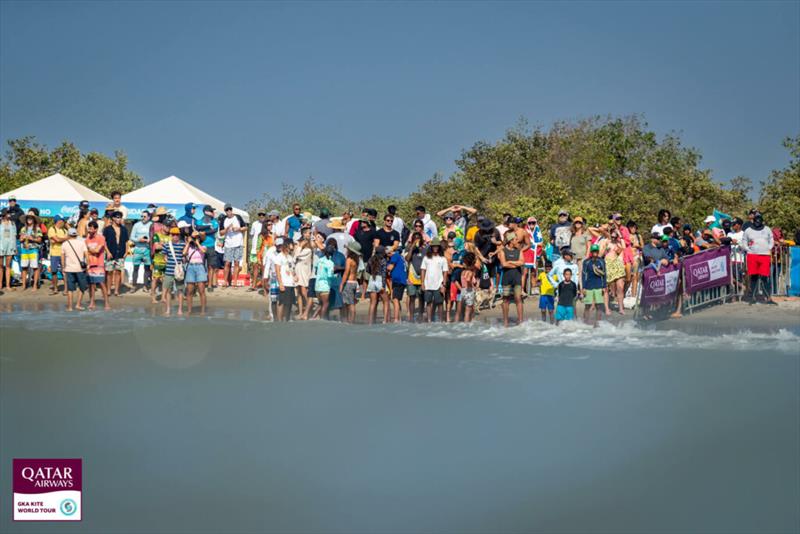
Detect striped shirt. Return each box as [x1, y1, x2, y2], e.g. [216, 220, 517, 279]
[163, 240, 185, 276]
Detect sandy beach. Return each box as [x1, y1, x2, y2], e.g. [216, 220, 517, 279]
[1, 285, 798, 329]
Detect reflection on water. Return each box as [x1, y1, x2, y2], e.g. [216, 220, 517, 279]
[1, 313, 799, 533]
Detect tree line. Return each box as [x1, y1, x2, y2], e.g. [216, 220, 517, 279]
[1, 115, 798, 233]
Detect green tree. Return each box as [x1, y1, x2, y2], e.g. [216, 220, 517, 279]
[759, 136, 800, 233]
[244, 177, 353, 220]
[0, 136, 143, 196]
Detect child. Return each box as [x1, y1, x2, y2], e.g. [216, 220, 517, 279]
[339, 241, 362, 323]
[387, 247, 407, 323]
[366, 245, 389, 324]
[555, 268, 578, 325]
[420, 238, 448, 322]
[536, 259, 555, 323]
[458, 251, 478, 322]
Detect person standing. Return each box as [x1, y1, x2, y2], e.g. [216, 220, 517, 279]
[313, 242, 336, 320]
[741, 212, 776, 304]
[220, 204, 245, 288]
[374, 213, 401, 254]
[549, 210, 572, 261]
[313, 208, 333, 240]
[248, 210, 266, 289]
[177, 203, 197, 228]
[555, 268, 578, 325]
[0, 208, 18, 290]
[183, 231, 208, 315]
[497, 232, 525, 327]
[582, 244, 608, 325]
[415, 205, 438, 241]
[340, 241, 362, 323]
[85, 221, 111, 310]
[195, 205, 219, 291]
[110, 191, 128, 220]
[420, 237, 448, 322]
[47, 215, 69, 295]
[162, 227, 186, 316]
[60, 228, 89, 311]
[6, 196, 24, 232]
[149, 207, 170, 303]
[18, 213, 43, 291]
[130, 210, 153, 293]
[387, 205, 406, 242]
[294, 227, 314, 320]
[103, 211, 129, 297]
[274, 238, 297, 321]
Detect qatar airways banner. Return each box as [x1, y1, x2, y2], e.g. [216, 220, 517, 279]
[641, 263, 680, 305]
[683, 246, 731, 294]
[13, 458, 82, 521]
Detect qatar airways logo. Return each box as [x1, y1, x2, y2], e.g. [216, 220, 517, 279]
[20, 466, 75, 488]
[648, 278, 665, 294]
[13, 458, 82, 521]
[691, 264, 710, 281]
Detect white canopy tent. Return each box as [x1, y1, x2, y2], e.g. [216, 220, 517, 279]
[0, 173, 111, 217]
[121, 175, 250, 222]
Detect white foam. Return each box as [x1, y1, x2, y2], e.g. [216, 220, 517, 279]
[375, 320, 800, 355]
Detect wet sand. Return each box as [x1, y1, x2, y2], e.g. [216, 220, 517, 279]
[1, 286, 798, 329]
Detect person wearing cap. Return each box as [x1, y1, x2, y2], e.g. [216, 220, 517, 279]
[420, 237, 448, 322]
[195, 205, 220, 290]
[129, 210, 153, 293]
[0, 207, 18, 290]
[581, 243, 609, 324]
[85, 220, 111, 310]
[522, 216, 543, 291]
[248, 209, 267, 290]
[60, 227, 89, 311]
[550, 210, 572, 261]
[110, 191, 128, 221]
[312, 207, 333, 240]
[18, 213, 43, 290]
[437, 211, 464, 240]
[220, 203, 246, 288]
[642, 232, 669, 269]
[68, 200, 90, 228]
[102, 210, 129, 297]
[183, 230, 208, 316]
[741, 212, 776, 304]
[161, 227, 186, 316]
[742, 208, 758, 231]
[47, 215, 69, 295]
[497, 231, 525, 327]
[273, 238, 297, 321]
[728, 218, 746, 288]
[569, 216, 589, 288]
[6, 195, 25, 232]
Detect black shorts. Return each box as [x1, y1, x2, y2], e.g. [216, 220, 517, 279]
[206, 248, 222, 269]
[279, 288, 296, 308]
[392, 284, 406, 300]
[424, 289, 443, 305]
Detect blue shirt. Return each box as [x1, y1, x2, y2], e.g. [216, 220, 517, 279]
[581, 257, 607, 290]
[130, 221, 151, 250]
[196, 217, 218, 249]
[388, 252, 407, 285]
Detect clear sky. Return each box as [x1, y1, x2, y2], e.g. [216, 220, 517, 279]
[1, 1, 798, 207]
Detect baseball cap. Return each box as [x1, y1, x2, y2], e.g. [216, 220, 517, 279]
[275, 237, 284, 246]
[67, 228, 78, 236]
[169, 227, 181, 235]
[177, 220, 190, 228]
[257, 210, 266, 216]
[661, 235, 670, 241]
[590, 244, 600, 252]
[558, 209, 569, 216]
[268, 210, 279, 217]
[53, 215, 64, 222]
[224, 203, 233, 211]
[8, 195, 16, 201]
[203, 205, 214, 214]
[704, 215, 716, 223]
[320, 207, 330, 218]
[651, 232, 661, 238]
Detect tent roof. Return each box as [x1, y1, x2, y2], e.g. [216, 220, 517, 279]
[121, 175, 249, 221]
[1, 173, 111, 202]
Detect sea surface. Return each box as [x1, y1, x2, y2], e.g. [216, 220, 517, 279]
[1, 308, 799, 533]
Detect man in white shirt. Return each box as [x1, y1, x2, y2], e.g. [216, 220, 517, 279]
[220, 203, 245, 287]
[273, 239, 297, 321]
[262, 238, 283, 320]
[415, 205, 438, 241]
[388, 205, 405, 236]
[419, 237, 448, 322]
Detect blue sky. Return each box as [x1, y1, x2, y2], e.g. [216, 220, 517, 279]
[1, 1, 798, 207]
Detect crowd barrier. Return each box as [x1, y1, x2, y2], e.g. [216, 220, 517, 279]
[637, 245, 797, 315]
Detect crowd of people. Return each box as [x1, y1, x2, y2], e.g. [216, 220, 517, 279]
[0, 192, 794, 325]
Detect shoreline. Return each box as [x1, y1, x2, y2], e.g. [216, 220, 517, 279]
[1, 286, 798, 330]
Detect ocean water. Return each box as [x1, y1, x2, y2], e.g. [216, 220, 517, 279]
[1, 309, 798, 533]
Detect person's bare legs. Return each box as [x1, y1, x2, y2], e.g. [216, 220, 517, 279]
[382, 291, 390, 323]
[222, 261, 231, 287]
[88, 283, 96, 310]
[163, 286, 172, 316]
[21, 267, 28, 290]
[176, 288, 184, 316]
[615, 279, 625, 315]
[319, 292, 329, 320]
[602, 288, 611, 316]
[198, 282, 206, 314]
[232, 261, 240, 287]
[2, 257, 10, 289]
[502, 297, 510, 327]
[297, 286, 308, 320]
[114, 270, 122, 296]
[100, 282, 111, 310]
[186, 283, 195, 316]
[514, 291, 524, 324]
[32, 267, 40, 291]
[407, 296, 415, 322]
[368, 293, 378, 324]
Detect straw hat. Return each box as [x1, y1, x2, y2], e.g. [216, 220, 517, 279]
[327, 218, 346, 230]
[153, 207, 168, 217]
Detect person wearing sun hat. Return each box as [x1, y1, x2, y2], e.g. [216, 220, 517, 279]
[420, 237, 449, 322]
[18, 212, 43, 290]
[569, 216, 590, 288]
[149, 207, 171, 303]
[47, 215, 69, 295]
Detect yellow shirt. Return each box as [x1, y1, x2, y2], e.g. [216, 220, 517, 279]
[466, 226, 478, 242]
[537, 271, 555, 296]
[48, 226, 68, 257]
